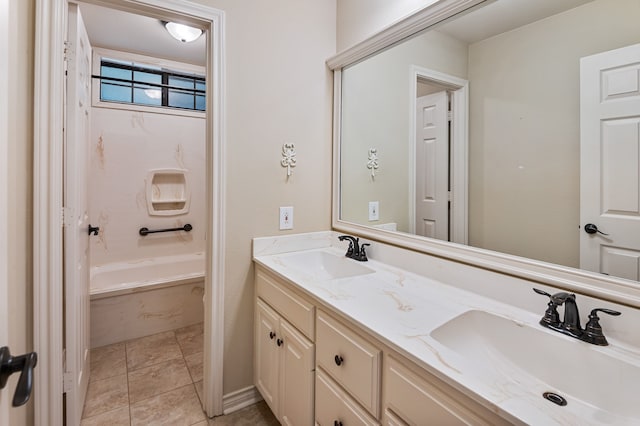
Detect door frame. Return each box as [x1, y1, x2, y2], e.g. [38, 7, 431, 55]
[0, 0, 10, 421]
[409, 66, 468, 244]
[33, 0, 226, 423]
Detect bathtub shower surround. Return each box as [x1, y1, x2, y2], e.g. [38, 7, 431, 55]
[87, 62, 207, 347]
[88, 107, 206, 267]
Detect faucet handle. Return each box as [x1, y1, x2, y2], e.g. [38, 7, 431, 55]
[591, 308, 621, 317]
[533, 288, 552, 298]
[584, 308, 621, 346]
[533, 288, 561, 327]
[358, 243, 370, 261]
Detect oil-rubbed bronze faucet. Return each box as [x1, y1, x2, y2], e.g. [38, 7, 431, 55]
[338, 235, 369, 261]
[533, 288, 621, 346]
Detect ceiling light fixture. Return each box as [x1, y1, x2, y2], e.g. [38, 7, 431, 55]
[164, 22, 203, 43]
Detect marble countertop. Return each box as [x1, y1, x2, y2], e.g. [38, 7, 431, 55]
[253, 232, 640, 426]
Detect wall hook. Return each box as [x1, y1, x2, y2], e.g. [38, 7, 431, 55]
[367, 148, 379, 177]
[281, 143, 296, 177]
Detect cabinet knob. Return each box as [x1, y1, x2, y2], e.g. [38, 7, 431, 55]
[269, 331, 275, 340]
[277, 338, 283, 347]
[334, 355, 344, 366]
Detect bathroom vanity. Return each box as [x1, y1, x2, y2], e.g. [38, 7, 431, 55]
[253, 232, 640, 425]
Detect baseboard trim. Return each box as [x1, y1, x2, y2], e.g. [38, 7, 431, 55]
[222, 385, 263, 415]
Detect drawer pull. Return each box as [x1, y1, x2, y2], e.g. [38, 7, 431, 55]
[277, 338, 283, 347]
[269, 331, 276, 340]
[333, 421, 343, 426]
[334, 355, 344, 366]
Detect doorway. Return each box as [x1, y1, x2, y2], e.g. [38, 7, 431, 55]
[33, 0, 226, 424]
[409, 65, 469, 245]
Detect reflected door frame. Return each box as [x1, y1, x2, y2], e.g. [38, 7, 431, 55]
[409, 66, 469, 244]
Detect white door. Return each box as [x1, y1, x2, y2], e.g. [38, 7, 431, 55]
[64, 4, 92, 424]
[1, 0, 10, 420]
[580, 43, 640, 281]
[415, 91, 449, 240]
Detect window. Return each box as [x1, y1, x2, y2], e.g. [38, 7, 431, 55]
[98, 59, 205, 111]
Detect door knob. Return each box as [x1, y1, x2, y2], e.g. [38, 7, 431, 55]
[584, 223, 609, 236]
[0, 346, 38, 407]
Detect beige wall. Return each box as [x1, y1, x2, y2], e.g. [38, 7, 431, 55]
[337, 0, 438, 51]
[467, 0, 640, 267]
[192, 0, 336, 394]
[340, 30, 468, 231]
[7, 0, 34, 424]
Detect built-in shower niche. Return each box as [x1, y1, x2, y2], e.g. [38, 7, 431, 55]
[146, 169, 191, 216]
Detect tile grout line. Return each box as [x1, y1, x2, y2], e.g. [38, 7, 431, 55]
[125, 341, 132, 426]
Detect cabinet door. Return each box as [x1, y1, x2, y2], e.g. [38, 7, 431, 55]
[255, 299, 280, 416]
[280, 320, 315, 426]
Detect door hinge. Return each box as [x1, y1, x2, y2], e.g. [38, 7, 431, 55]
[447, 111, 453, 121]
[63, 40, 71, 62]
[62, 207, 72, 227]
[62, 349, 72, 393]
[448, 191, 452, 202]
[63, 372, 73, 393]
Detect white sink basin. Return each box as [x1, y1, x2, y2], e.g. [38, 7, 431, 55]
[431, 310, 640, 418]
[279, 251, 374, 281]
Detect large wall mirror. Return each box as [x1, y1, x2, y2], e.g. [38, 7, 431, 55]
[331, 0, 640, 301]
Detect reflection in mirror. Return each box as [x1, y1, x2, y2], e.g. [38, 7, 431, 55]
[339, 0, 640, 282]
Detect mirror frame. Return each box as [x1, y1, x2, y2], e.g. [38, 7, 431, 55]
[329, 0, 640, 308]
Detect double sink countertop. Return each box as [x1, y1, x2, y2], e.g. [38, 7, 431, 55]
[253, 231, 640, 425]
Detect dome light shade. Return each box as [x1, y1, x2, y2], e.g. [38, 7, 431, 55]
[165, 22, 203, 43]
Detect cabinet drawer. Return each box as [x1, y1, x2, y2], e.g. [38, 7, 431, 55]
[382, 409, 407, 426]
[256, 267, 315, 339]
[316, 368, 379, 426]
[316, 311, 381, 418]
[385, 356, 509, 426]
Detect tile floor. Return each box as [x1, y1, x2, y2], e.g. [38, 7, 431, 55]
[81, 323, 279, 425]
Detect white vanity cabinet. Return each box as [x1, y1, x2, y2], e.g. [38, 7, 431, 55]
[254, 267, 315, 425]
[253, 259, 511, 425]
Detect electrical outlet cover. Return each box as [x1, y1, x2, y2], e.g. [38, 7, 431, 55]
[368, 201, 379, 221]
[280, 206, 294, 230]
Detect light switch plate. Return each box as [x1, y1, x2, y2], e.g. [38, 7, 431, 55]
[368, 201, 379, 221]
[280, 206, 294, 230]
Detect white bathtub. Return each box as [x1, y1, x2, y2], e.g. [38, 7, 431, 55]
[89, 252, 205, 348]
[90, 252, 206, 299]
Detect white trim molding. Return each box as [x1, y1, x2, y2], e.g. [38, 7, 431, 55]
[0, 0, 10, 420]
[326, 0, 486, 70]
[329, 0, 640, 308]
[222, 385, 263, 415]
[34, 0, 226, 423]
